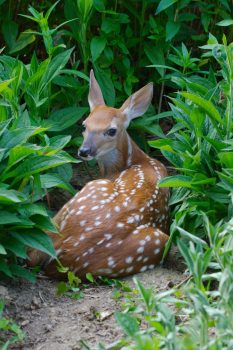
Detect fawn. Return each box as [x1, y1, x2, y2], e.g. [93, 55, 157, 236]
[29, 70, 170, 279]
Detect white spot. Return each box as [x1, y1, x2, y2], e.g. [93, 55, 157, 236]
[75, 256, 80, 262]
[97, 268, 112, 274]
[127, 216, 134, 224]
[117, 222, 124, 228]
[55, 248, 62, 257]
[60, 220, 66, 231]
[91, 205, 99, 211]
[155, 239, 161, 245]
[63, 236, 72, 243]
[77, 197, 86, 203]
[82, 251, 88, 257]
[114, 206, 121, 213]
[126, 266, 134, 273]
[97, 239, 104, 245]
[145, 235, 151, 242]
[139, 240, 146, 246]
[85, 227, 92, 232]
[136, 256, 143, 262]
[100, 187, 108, 191]
[137, 246, 144, 254]
[104, 233, 112, 240]
[154, 248, 160, 255]
[133, 229, 139, 235]
[83, 262, 89, 268]
[88, 247, 94, 254]
[94, 221, 102, 226]
[106, 243, 112, 248]
[125, 256, 133, 264]
[117, 240, 123, 245]
[143, 257, 149, 263]
[74, 241, 79, 247]
[140, 266, 148, 272]
[80, 220, 86, 227]
[148, 264, 154, 270]
[80, 234, 85, 241]
[106, 212, 111, 219]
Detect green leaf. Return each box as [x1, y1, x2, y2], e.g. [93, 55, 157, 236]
[46, 107, 88, 132]
[0, 258, 13, 277]
[3, 154, 73, 181]
[166, 21, 181, 41]
[10, 264, 36, 282]
[115, 312, 139, 337]
[217, 19, 233, 27]
[93, 0, 105, 11]
[11, 229, 56, 257]
[0, 211, 22, 225]
[218, 152, 233, 168]
[0, 244, 7, 255]
[94, 67, 115, 106]
[86, 272, 94, 282]
[40, 174, 75, 194]
[159, 175, 194, 188]
[91, 36, 107, 62]
[156, 0, 178, 14]
[180, 92, 223, 125]
[0, 189, 26, 204]
[9, 30, 35, 54]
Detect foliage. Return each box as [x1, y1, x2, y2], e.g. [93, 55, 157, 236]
[0, 300, 24, 350]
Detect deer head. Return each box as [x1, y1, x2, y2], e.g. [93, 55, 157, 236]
[78, 70, 153, 161]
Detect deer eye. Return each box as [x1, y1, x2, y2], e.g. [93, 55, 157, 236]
[105, 128, 117, 137]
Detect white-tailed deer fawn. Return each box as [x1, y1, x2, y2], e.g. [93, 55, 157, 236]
[29, 70, 169, 279]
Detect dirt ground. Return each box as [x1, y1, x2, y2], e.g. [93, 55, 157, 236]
[1, 248, 185, 350]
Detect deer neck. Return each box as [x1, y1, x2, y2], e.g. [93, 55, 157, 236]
[97, 130, 146, 178]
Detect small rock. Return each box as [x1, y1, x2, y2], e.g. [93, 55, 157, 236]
[21, 320, 30, 327]
[0, 285, 11, 302]
[44, 324, 53, 332]
[167, 280, 174, 288]
[32, 296, 41, 309]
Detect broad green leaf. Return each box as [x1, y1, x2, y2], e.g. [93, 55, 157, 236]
[159, 175, 193, 188]
[91, 36, 107, 62]
[218, 152, 233, 168]
[11, 229, 56, 257]
[2, 237, 27, 259]
[10, 264, 36, 282]
[3, 154, 73, 181]
[0, 211, 22, 225]
[115, 312, 139, 337]
[10, 30, 35, 54]
[0, 244, 7, 255]
[0, 189, 26, 204]
[156, 0, 178, 14]
[217, 19, 233, 27]
[180, 92, 223, 125]
[46, 107, 88, 132]
[40, 174, 75, 194]
[166, 21, 181, 41]
[0, 258, 12, 277]
[0, 79, 14, 93]
[94, 67, 115, 106]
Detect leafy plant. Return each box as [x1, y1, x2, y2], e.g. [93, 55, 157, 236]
[0, 300, 24, 349]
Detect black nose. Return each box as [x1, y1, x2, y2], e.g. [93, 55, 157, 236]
[78, 147, 91, 158]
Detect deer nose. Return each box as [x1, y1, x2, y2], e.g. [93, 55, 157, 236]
[78, 147, 91, 158]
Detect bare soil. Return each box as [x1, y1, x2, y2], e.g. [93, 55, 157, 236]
[2, 247, 185, 350]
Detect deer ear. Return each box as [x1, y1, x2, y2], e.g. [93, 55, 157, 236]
[88, 70, 105, 111]
[120, 83, 153, 127]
